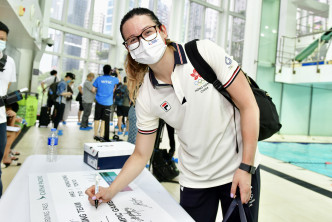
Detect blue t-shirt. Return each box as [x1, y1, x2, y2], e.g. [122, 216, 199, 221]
[56, 80, 67, 104]
[93, 75, 119, 106]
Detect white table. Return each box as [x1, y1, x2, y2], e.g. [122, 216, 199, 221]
[0, 155, 193, 222]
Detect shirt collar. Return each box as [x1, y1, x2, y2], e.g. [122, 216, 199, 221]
[149, 42, 187, 88]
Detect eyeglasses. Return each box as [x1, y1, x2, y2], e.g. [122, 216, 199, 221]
[123, 25, 158, 51]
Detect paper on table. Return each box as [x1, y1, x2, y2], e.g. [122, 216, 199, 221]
[30, 170, 178, 222]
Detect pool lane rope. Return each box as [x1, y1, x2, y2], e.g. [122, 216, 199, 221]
[287, 161, 332, 164]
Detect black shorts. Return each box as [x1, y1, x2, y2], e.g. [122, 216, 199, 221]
[94, 102, 111, 121]
[79, 101, 84, 111]
[116, 106, 130, 117]
[180, 166, 261, 222]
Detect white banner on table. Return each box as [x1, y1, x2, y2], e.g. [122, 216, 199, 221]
[29, 174, 58, 221]
[30, 170, 177, 222]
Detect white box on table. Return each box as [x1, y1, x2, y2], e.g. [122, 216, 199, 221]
[83, 141, 135, 170]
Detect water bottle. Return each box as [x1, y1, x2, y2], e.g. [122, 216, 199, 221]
[47, 128, 58, 162]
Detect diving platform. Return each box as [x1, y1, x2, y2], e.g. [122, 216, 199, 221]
[275, 61, 332, 84]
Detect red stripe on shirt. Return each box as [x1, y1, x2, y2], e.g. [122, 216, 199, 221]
[176, 43, 183, 64]
[138, 128, 158, 135]
[223, 66, 240, 88]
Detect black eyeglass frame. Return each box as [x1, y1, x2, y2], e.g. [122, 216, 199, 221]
[122, 25, 160, 50]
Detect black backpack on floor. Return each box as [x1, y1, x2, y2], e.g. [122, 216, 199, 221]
[152, 149, 179, 182]
[184, 39, 282, 142]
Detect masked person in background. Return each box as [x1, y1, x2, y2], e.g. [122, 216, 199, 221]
[62, 80, 74, 125]
[0, 21, 17, 198]
[86, 8, 261, 222]
[53, 73, 75, 131]
[41, 70, 59, 113]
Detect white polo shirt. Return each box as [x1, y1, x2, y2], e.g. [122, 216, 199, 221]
[42, 75, 60, 86]
[136, 39, 260, 188]
[0, 54, 16, 124]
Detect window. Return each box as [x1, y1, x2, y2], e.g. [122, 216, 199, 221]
[187, 3, 205, 41]
[129, 0, 135, 10]
[50, 0, 64, 20]
[105, 25, 111, 32]
[206, 0, 221, 6]
[64, 33, 88, 59]
[139, 0, 153, 9]
[67, 0, 91, 29]
[39, 54, 59, 76]
[228, 16, 245, 64]
[46, 29, 62, 53]
[61, 58, 84, 78]
[92, 0, 113, 35]
[204, 8, 218, 42]
[88, 63, 104, 76]
[229, 0, 247, 16]
[90, 40, 110, 63]
[296, 8, 328, 36]
[181, 0, 190, 43]
[157, 0, 172, 30]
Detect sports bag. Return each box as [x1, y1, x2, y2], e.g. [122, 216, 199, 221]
[114, 85, 128, 106]
[184, 39, 282, 141]
[48, 82, 59, 103]
[222, 196, 253, 222]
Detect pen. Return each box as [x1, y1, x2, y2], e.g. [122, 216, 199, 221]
[95, 174, 99, 209]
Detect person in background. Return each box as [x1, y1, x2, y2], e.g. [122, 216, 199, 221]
[92, 65, 119, 140]
[0, 21, 16, 198]
[76, 84, 83, 125]
[115, 76, 130, 136]
[2, 103, 22, 168]
[62, 80, 74, 125]
[85, 8, 261, 222]
[109, 68, 120, 126]
[41, 69, 59, 112]
[80, 73, 95, 130]
[53, 72, 75, 131]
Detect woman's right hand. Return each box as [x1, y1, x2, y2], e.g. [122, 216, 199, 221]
[85, 185, 113, 206]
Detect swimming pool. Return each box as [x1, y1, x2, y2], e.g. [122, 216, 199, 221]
[258, 142, 332, 178]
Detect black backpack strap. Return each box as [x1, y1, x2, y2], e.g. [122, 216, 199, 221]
[184, 39, 239, 152]
[184, 39, 236, 107]
[0, 54, 7, 72]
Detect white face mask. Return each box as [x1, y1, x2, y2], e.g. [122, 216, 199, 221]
[129, 32, 167, 65]
[0, 40, 6, 52]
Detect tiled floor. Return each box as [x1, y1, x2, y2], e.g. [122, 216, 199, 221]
[1, 119, 332, 221]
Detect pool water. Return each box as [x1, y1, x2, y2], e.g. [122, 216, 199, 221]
[258, 142, 332, 178]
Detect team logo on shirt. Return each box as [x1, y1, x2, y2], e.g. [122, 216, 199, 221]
[160, 101, 171, 112]
[190, 68, 207, 87]
[190, 69, 201, 80]
[225, 56, 232, 65]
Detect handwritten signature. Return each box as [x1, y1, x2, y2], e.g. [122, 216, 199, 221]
[124, 207, 144, 222]
[130, 198, 152, 208]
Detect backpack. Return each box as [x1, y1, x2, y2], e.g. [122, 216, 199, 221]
[48, 82, 59, 102]
[184, 39, 282, 142]
[113, 85, 126, 106]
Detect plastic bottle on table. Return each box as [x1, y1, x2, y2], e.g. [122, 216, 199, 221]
[47, 128, 58, 162]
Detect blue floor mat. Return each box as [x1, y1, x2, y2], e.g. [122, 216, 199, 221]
[258, 141, 332, 178]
